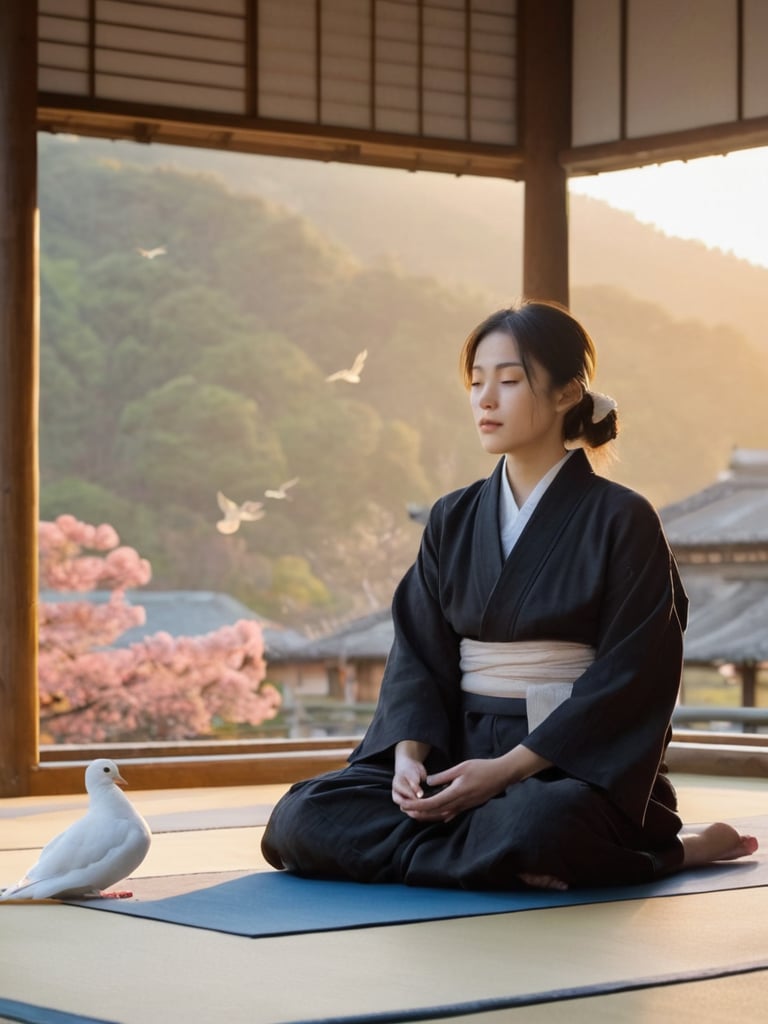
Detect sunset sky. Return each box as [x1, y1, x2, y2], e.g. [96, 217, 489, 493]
[569, 145, 768, 270]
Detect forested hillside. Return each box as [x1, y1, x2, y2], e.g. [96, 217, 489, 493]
[63, 136, 768, 357]
[38, 136, 768, 625]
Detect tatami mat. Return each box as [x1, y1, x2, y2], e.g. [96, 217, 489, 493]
[1, 774, 767, 1023]
[1, 889, 766, 1023]
[413, 969, 768, 1023]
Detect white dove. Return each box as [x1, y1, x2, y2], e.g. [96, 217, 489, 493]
[137, 245, 167, 259]
[264, 477, 300, 500]
[325, 349, 367, 383]
[216, 490, 265, 534]
[0, 759, 151, 901]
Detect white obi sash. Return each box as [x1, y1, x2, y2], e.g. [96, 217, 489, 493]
[460, 639, 596, 732]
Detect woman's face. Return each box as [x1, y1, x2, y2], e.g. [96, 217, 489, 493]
[469, 330, 567, 458]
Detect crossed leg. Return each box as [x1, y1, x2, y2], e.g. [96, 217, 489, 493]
[521, 821, 759, 890]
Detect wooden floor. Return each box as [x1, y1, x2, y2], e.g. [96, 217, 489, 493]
[1, 773, 767, 1024]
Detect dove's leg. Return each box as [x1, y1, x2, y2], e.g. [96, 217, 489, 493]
[75, 890, 134, 899]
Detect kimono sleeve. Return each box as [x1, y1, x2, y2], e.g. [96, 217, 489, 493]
[349, 498, 462, 770]
[522, 492, 687, 825]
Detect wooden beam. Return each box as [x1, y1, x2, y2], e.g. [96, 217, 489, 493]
[28, 749, 353, 796]
[563, 114, 768, 177]
[37, 100, 525, 181]
[519, 0, 572, 306]
[666, 741, 768, 778]
[39, 737, 354, 762]
[0, 0, 39, 797]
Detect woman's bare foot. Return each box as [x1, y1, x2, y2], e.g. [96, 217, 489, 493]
[681, 822, 759, 868]
[518, 872, 569, 891]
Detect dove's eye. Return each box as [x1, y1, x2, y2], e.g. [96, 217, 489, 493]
[103, 766, 111, 773]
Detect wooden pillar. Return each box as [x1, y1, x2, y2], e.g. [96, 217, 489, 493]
[0, 0, 39, 796]
[520, 0, 572, 306]
[740, 662, 757, 730]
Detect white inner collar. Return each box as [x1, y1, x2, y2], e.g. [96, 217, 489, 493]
[499, 451, 574, 559]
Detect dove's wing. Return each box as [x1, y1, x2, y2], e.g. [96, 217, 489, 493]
[325, 368, 346, 382]
[216, 491, 242, 532]
[217, 491, 238, 515]
[350, 349, 368, 375]
[25, 812, 122, 882]
[238, 501, 265, 521]
[8, 819, 151, 899]
[266, 477, 300, 499]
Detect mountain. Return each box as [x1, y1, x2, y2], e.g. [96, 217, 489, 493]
[36, 135, 768, 623]
[49, 135, 768, 357]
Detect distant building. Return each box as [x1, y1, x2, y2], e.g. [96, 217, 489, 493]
[661, 448, 768, 705]
[39, 588, 328, 698]
[291, 608, 394, 703]
[43, 451, 766, 724]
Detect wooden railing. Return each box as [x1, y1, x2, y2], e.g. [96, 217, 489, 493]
[17, 706, 767, 795]
[672, 706, 768, 732]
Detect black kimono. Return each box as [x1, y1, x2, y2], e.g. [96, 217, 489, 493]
[262, 451, 688, 888]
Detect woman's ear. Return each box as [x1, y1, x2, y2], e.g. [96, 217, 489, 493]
[556, 378, 583, 414]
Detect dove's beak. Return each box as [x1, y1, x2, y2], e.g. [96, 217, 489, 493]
[115, 772, 128, 787]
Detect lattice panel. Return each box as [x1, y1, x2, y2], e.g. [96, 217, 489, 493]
[40, 0, 247, 114]
[39, 0, 518, 145]
[572, 0, 768, 148]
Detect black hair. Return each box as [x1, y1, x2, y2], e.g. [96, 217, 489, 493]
[459, 300, 618, 449]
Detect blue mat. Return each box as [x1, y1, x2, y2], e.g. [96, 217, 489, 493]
[0, 999, 118, 1024]
[77, 815, 768, 937]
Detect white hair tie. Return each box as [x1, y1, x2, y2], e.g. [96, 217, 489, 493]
[588, 391, 617, 423]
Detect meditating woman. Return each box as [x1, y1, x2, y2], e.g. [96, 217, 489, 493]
[262, 301, 758, 890]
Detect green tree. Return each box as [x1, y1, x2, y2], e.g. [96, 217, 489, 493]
[116, 376, 286, 512]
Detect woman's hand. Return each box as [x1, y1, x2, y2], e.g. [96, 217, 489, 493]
[398, 745, 552, 822]
[399, 758, 510, 822]
[392, 740, 431, 808]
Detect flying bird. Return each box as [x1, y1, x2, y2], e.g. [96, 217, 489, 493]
[265, 477, 300, 501]
[325, 349, 368, 383]
[216, 490, 265, 534]
[137, 245, 167, 259]
[0, 759, 152, 901]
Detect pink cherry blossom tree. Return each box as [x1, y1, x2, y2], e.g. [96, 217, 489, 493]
[39, 515, 280, 743]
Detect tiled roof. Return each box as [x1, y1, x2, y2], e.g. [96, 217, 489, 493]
[295, 608, 394, 661]
[39, 589, 309, 659]
[661, 448, 768, 547]
[681, 574, 768, 664]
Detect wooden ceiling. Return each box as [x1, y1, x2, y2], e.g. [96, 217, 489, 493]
[36, 0, 768, 179]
